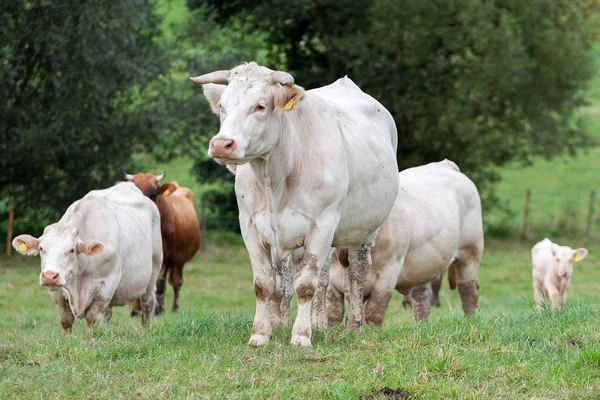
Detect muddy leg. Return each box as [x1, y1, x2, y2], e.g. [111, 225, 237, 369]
[346, 240, 373, 331]
[85, 297, 111, 329]
[411, 284, 431, 321]
[50, 291, 74, 334]
[271, 257, 293, 327]
[311, 249, 333, 329]
[326, 285, 345, 324]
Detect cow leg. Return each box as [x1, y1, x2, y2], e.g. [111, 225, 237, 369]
[533, 278, 544, 311]
[311, 248, 333, 329]
[346, 239, 374, 332]
[169, 264, 184, 312]
[50, 291, 74, 334]
[85, 297, 111, 329]
[430, 273, 443, 308]
[271, 257, 293, 327]
[411, 284, 431, 321]
[544, 284, 562, 310]
[326, 284, 345, 324]
[154, 263, 169, 315]
[364, 261, 399, 327]
[402, 289, 412, 308]
[454, 245, 482, 316]
[140, 277, 157, 329]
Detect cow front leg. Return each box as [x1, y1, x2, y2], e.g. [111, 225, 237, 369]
[346, 239, 374, 331]
[154, 263, 169, 315]
[50, 291, 74, 334]
[311, 248, 333, 329]
[271, 257, 293, 327]
[85, 297, 112, 329]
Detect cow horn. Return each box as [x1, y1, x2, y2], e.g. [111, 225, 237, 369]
[190, 70, 231, 85]
[124, 173, 135, 181]
[270, 71, 295, 87]
[155, 171, 166, 181]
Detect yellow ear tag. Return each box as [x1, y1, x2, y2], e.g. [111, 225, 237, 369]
[284, 97, 295, 111]
[163, 189, 171, 196]
[574, 254, 583, 262]
[18, 242, 27, 252]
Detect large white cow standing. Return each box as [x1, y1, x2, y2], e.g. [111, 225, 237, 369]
[531, 238, 588, 310]
[12, 182, 162, 332]
[327, 160, 484, 326]
[191, 62, 399, 346]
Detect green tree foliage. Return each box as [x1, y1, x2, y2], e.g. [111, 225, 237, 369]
[1, 0, 167, 234]
[196, 0, 599, 202]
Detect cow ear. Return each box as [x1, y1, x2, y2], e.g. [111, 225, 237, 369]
[573, 248, 588, 263]
[273, 85, 305, 111]
[158, 183, 175, 196]
[12, 235, 40, 256]
[203, 84, 227, 115]
[77, 240, 104, 256]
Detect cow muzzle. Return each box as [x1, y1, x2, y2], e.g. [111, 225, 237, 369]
[40, 270, 61, 288]
[209, 137, 237, 160]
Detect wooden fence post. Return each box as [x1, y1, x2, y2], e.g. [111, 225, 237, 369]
[520, 189, 531, 241]
[5, 202, 14, 260]
[586, 190, 596, 240]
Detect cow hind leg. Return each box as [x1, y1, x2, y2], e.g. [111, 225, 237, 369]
[454, 246, 482, 316]
[411, 284, 431, 321]
[154, 263, 169, 315]
[364, 261, 399, 327]
[326, 285, 345, 324]
[346, 240, 374, 332]
[430, 273, 443, 308]
[533, 278, 544, 311]
[169, 264, 184, 312]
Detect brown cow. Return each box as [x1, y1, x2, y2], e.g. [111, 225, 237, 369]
[125, 172, 201, 314]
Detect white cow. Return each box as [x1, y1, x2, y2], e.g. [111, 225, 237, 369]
[531, 238, 588, 310]
[12, 182, 162, 332]
[327, 160, 483, 326]
[191, 62, 399, 346]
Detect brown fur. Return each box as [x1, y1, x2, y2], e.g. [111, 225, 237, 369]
[127, 173, 201, 314]
[448, 262, 457, 290]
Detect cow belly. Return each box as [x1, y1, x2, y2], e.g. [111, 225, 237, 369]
[396, 244, 456, 290]
[109, 262, 153, 306]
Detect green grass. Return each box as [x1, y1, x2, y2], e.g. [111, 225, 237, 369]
[1, 239, 600, 398]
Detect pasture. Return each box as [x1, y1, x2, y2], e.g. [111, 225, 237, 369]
[1, 237, 599, 399]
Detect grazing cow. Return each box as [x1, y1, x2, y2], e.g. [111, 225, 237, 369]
[531, 238, 588, 310]
[12, 182, 162, 332]
[327, 160, 483, 326]
[191, 62, 399, 346]
[125, 172, 201, 314]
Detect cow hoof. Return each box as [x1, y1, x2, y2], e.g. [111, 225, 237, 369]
[290, 334, 312, 347]
[130, 310, 139, 318]
[154, 307, 164, 316]
[248, 334, 270, 347]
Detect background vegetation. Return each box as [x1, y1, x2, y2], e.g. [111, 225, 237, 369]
[2, 0, 600, 241]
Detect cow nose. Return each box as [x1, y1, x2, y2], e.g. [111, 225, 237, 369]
[560, 271, 568, 278]
[41, 271, 60, 285]
[210, 138, 236, 158]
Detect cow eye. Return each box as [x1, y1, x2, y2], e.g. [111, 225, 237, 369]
[67, 249, 74, 255]
[254, 103, 266, 112]
[39, 246, 44, 253]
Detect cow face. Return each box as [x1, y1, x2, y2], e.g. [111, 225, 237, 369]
[124, 172, 165, 201]
[13, 223, 104, 290]
[197, 63, 305, 165]
[551, 244, 588, 279]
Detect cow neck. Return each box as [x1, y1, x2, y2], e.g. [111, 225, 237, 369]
[248, 111, 300, 259]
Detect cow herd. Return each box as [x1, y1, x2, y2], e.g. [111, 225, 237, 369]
[12, 62, 590, 346]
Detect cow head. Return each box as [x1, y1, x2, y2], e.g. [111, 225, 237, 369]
[191, 62, 305, 165]
[124, 171, 166, 201]
[551, 243, 588, 279]
[12, 223, 104, 290]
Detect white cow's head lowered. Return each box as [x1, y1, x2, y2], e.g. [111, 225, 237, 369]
[551, 243, 588, 279]
[191, 62, 305, 165]
[12, 223, 104, 290]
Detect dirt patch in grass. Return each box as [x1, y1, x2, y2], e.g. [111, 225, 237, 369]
[359, 387, 415, 399]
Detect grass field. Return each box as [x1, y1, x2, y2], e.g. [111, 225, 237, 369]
[1, 238, 600, 399]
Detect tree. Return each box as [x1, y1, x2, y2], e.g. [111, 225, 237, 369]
[195, 0, 599, 206]
[1, 0, 168, 235]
